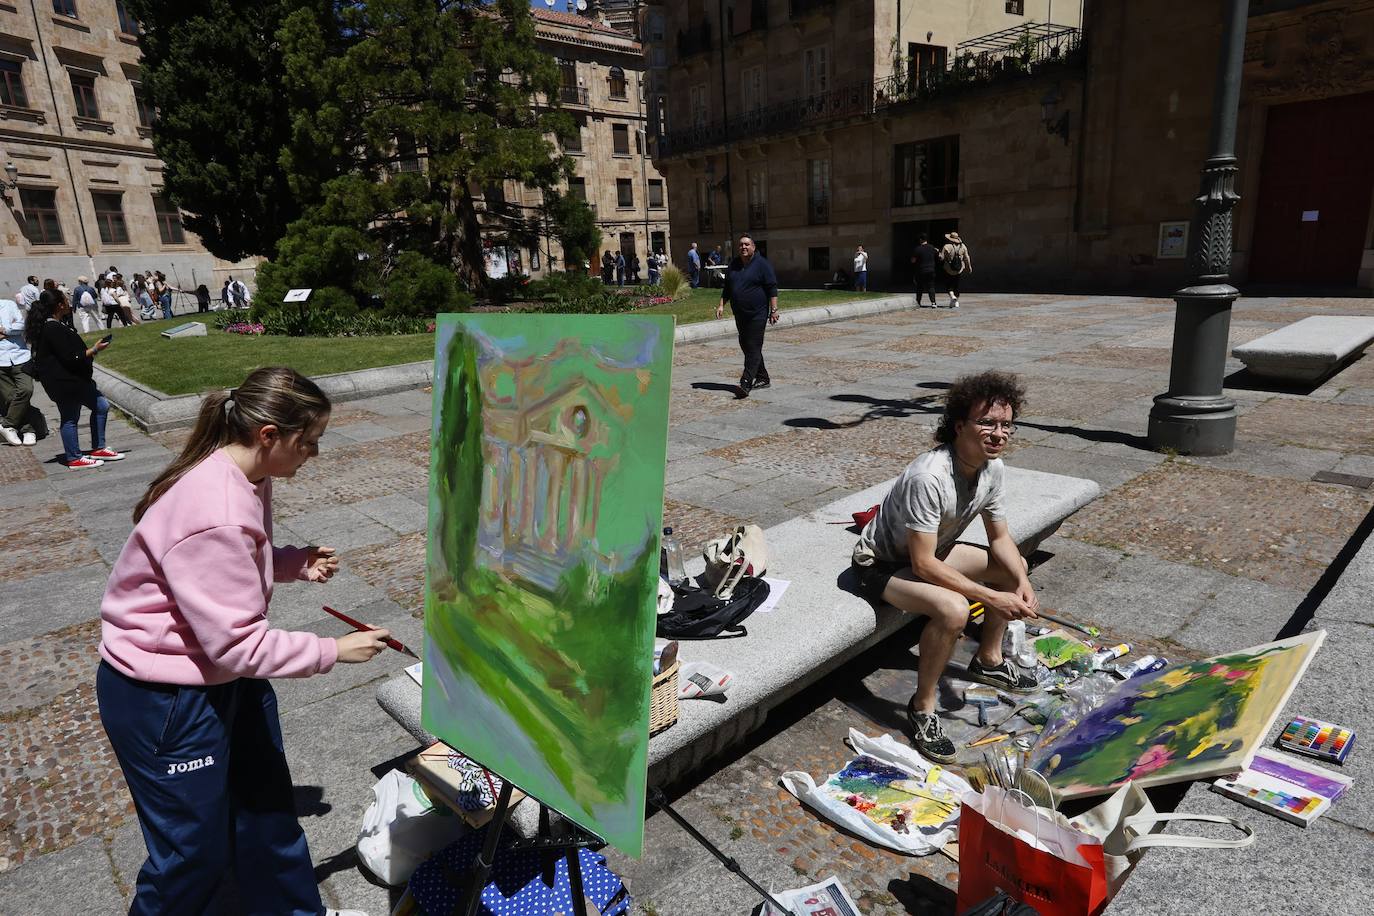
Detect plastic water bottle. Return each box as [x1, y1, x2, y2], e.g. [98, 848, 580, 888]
[1007, 620, 1034, 668]
[662, 526, 687, 586]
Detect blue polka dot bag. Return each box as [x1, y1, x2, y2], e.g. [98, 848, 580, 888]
[407, 825, 630, 916]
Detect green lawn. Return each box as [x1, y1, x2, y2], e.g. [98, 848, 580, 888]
[88, 322, 436, 395]
[91, 287, 882, 395]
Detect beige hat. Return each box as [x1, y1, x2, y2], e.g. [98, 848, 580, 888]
[77, 275, 89, 284]
[945, 232, 962, 244]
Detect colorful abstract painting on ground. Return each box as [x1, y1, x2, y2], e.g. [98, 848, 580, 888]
[1031, 631, 1325, 801]
[421, 314, 674, 857]
[821, 756, 959, 831]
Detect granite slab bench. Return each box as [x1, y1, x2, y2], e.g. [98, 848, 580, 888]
[376, 466, 1100, 833]
[1232, 315, 1374, 382]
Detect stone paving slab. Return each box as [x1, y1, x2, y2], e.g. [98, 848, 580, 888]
[3, 294, 1374, 916]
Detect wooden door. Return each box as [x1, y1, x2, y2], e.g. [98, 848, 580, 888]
[1250, 91, 1374, 286]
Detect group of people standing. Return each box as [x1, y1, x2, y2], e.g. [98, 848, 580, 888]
[600, 249, 668, 287]
[2, 275, 123, 468]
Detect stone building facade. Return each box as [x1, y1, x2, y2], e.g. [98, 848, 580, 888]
[494, 8, 670, 279]
[646, 0, 1374, 293]
[0, 1, 252, 299]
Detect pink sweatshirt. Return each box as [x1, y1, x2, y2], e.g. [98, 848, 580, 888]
[100, 449, 339, 685]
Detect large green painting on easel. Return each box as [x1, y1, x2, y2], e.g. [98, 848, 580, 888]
[422, 314, 673, 857]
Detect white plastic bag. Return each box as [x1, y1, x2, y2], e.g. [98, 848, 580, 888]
[356, 770, 467, 885]
[780, 729, 971, 855]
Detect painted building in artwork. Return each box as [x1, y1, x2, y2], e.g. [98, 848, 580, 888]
[487, 7, 671, 279]
[0, 1, 255, 300]
[476, 339, 628, 591]
[643, 0, 1374, 292]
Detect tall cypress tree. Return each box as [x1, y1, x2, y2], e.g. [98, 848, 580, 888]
[275, 0, 586, 295]
[126, 0, 312, 261]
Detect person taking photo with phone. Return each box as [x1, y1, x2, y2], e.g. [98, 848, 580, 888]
[715, 233, 780, 398]
[97, 366, 386, 916]
[26, 289, 123, 469]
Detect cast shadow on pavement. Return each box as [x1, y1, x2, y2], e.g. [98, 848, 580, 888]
[787, 391, 1155, 453]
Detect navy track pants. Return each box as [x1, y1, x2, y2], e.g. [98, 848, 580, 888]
[97, 661, 324, 916]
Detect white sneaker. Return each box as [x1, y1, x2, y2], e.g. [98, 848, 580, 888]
[21, 431, 34, 446]
[0, 426, 19, 446]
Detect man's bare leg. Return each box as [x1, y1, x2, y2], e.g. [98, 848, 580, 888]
[880, 544, 1021, 714]
[969, 548, 1030, 668]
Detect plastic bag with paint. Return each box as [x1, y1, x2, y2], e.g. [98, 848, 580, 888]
[356, 770, 468, 886]
[779, 729, 970, 855]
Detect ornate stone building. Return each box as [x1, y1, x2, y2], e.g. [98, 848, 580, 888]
[0, 1, 252, 299]
[491, 8, 671, 278]
[644, 0, 1374, 292]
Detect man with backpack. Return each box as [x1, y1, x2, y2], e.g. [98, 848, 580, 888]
[71, 276, 102, 333]
[939, 231, 972, 308]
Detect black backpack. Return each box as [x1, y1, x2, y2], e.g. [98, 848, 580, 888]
[656, 577, 770, 640]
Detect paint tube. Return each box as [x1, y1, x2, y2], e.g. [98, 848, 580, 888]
[1127, 657, 1168, 679]
[1090, 643, 1130, 670]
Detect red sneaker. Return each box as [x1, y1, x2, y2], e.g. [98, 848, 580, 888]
[86, 447, 125, 461]
[66, 456, 104, 470]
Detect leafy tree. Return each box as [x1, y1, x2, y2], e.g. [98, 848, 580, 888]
[274, 0, 590, 297]
[126, 0, 318, 261]
[543, 190, 601, 268]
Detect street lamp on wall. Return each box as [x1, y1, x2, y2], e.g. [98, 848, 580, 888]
[1040, 86, 1070, 144]
[1, 162, 19, 206]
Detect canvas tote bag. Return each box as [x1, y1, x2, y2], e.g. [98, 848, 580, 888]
[700, 524, 768, 597]
[1067, 781, 1254, 899]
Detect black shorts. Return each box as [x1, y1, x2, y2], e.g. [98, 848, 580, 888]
[852, 560, 908, 602]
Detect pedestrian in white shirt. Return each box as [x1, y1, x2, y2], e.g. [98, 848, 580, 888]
[16, 276, 40, 309]
[853, 245, 869, 292]
[0, 297, 37, 446]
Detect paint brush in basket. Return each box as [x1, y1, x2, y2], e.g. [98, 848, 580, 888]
[323, 605, 419, 659]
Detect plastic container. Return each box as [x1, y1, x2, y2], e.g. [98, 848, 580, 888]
[662, 526, 687, 586]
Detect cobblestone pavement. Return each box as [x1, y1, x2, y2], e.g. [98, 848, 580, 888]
[1, 293, 1373, 915]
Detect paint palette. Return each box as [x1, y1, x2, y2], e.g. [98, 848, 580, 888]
[1211, 769, 1331, 827]
[1278, 716, 1355, 765]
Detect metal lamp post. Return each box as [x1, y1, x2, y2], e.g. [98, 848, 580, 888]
[1146, 0, 1249, 456]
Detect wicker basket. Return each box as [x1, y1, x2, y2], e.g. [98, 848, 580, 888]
[649, 659, 680, 736]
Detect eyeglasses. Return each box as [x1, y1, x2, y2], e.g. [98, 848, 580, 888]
[973, 418, 1017, 435]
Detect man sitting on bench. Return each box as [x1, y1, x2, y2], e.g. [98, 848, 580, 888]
[852, 370, 1039, 762]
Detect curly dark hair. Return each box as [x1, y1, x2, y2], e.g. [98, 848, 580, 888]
[934, 371, 1026, 444]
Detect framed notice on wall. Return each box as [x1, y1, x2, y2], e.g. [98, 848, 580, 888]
[1157, 221, 1189, 259]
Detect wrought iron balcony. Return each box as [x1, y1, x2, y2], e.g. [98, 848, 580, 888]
[747, 203, 766, 229]
[658, 23, 1082, 159]
[696, 210, 714, 233]
[558, 85, 589, 106]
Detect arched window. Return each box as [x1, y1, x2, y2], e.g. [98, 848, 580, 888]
[608, 66, 627, 100]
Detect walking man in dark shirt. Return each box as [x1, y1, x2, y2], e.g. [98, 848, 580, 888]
[715, 234, 779, 398]
[911, 233, 939, 308]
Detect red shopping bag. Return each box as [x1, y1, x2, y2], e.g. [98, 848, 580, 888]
[957, 788, 1109, 916]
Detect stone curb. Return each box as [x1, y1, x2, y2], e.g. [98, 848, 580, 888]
[95, 360, 435, 433]
[97, 294, 912, 431]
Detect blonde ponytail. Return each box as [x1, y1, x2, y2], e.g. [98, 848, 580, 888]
[133, 367, 331, 522]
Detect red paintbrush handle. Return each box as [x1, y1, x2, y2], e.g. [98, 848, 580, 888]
[322, 605, 417, 657]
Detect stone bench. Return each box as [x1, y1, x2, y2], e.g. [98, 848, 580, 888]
[1232, 315, 1374, 382]
[376, 466, 1099, 830]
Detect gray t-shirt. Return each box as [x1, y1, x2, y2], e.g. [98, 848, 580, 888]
[852, 445, 1005, 566]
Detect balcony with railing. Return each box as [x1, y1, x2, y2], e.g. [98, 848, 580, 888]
[658, 23, 1082, 158]
[696, 209, 715, 233]
[558, 85, 589, 106]
[747, 202, 767, 229]
[876, 23, 1083, 107]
